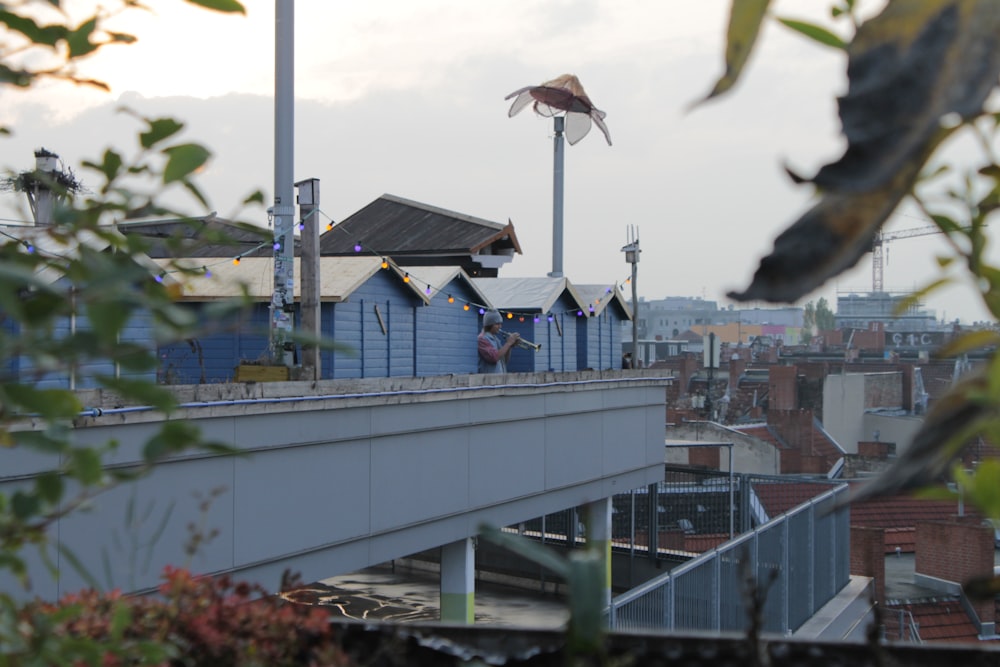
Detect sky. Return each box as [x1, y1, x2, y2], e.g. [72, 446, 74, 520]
[2, 0, 996, 324]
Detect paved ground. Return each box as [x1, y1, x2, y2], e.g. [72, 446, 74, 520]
[282, 566, 570, 628]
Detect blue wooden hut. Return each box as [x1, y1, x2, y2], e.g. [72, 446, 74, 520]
[401, 265, 494, 376]
[574, 284, 633, 370]
[470, 277, 588, 373]
[1, 225, 159, 390]
[155, 256, 432, 382]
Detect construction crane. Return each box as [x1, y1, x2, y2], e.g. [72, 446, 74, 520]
[871, 224, 943, 292]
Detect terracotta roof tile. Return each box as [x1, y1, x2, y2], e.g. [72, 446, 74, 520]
[884, 599, 982, 643]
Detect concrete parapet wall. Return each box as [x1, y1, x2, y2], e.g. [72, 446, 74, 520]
[5, 372, 670, 602]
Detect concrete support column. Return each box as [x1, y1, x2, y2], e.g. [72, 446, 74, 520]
[440, 537, 475, 624]
[584, 497, 613, 612]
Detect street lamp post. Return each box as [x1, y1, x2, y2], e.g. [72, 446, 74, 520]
[622, 227, 640, 368]
[505, 74, 612, 279]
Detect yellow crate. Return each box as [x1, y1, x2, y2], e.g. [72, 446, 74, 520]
[234, 364, 289, 382]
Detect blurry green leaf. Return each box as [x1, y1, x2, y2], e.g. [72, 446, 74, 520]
[697, 0, 771, 104]
[109, 600, 132, 641]
[565, 550, 606, 656]
[11, 491, 40, 520]
[895, 278, 951, 316]
[954, 460, 1000, 519]
[35, 472, 64, 505]
[181, 177, 210, 209]
[185, 0, 247, 13]
[731, 0, 1000, 303]
[85, 299, 130, 340]
[777, 18, 846, 49]
[0, 63, 31, 87]
[0, 10, 66, 47]
[82, 149, 123, 183]
[140, 117, 184, 149]
[96, 376, 178, 413]
[142, 421, 202, 462]
[0, 552, 28, 583]
[106, 31, 138, 45]
[162, 143, 210, 184]
[69, 448, 104, 486]
[57, 542, 100, 590]
[66, 17, 98, 57]
[11, 430, 71, 454]
[1, 385, 82, 418]
[478, 524, 569, 578]
[935, 255, 955, 268]
[243, 189, 266, 205]
[937, 329, 1000, 357]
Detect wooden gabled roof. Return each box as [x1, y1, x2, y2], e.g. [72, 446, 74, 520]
[575, 284, 632, 319]
[470, 276, 586, 315]
[320, 194, 521, 258]
[154, 256, 429, 304]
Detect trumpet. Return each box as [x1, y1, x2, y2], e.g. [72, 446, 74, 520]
[500, 331, 542, 352]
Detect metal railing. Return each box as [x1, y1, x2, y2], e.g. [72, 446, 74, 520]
[607, 467, 842, 559]
[881, 608, 922, 643]
[608, 484, 850, 635]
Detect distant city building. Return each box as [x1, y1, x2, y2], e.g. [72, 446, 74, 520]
[835, 292, 940, 332]
[624, 297, 804, 356]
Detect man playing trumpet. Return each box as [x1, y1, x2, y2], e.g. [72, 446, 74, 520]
[478, 311, 520, 374]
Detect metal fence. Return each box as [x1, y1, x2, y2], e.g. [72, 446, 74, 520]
[607, 466, 844, 558]
[608, 483, 850, 635]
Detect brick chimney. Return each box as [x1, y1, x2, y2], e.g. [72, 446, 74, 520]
[851, 526, 886, 603]
[678, 353, 699, 392]
[768, 365, 798, 410]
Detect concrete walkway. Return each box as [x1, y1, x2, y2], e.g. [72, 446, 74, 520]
[282, 566, 569, 628]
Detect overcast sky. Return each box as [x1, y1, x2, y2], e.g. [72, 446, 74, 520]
[2, 0, 995, 324]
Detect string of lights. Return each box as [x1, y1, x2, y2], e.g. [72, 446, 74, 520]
[318, 209, 633, 322]
[1, 213, 634, 321]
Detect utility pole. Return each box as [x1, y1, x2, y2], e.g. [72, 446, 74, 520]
[621, 226, 640, 367]
[271, 0, 295, 366]
[297, 178, 320, 380]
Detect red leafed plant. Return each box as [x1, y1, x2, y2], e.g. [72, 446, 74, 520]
[13, 566, 351, 667]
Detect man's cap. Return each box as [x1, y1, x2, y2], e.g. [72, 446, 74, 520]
[483, 311, 503, 327]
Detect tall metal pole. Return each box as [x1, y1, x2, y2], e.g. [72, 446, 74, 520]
[550, 116, 565, 278]
[631, 255, 638, 366]
[271, 0, 295, 366]
[622, 227, 640, 368]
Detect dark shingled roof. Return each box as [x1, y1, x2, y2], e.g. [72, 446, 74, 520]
[319, 194, 520, 276]
[117, 213, 278, 258]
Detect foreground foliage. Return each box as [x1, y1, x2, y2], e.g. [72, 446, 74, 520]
[11, 567, 349, 666]
[718, 0, 1000, 549]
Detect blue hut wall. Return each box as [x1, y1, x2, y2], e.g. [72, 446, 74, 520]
[497, 314, 536, 374]
[578, 307, 625, 370]
[503, 293, 581, 373]
[158, 304, 270, 384]
[576, 315, 589, 370]
[22, 308, 157, 390]
[414, 280, 481, 376]
[322, 269, 421, 379]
